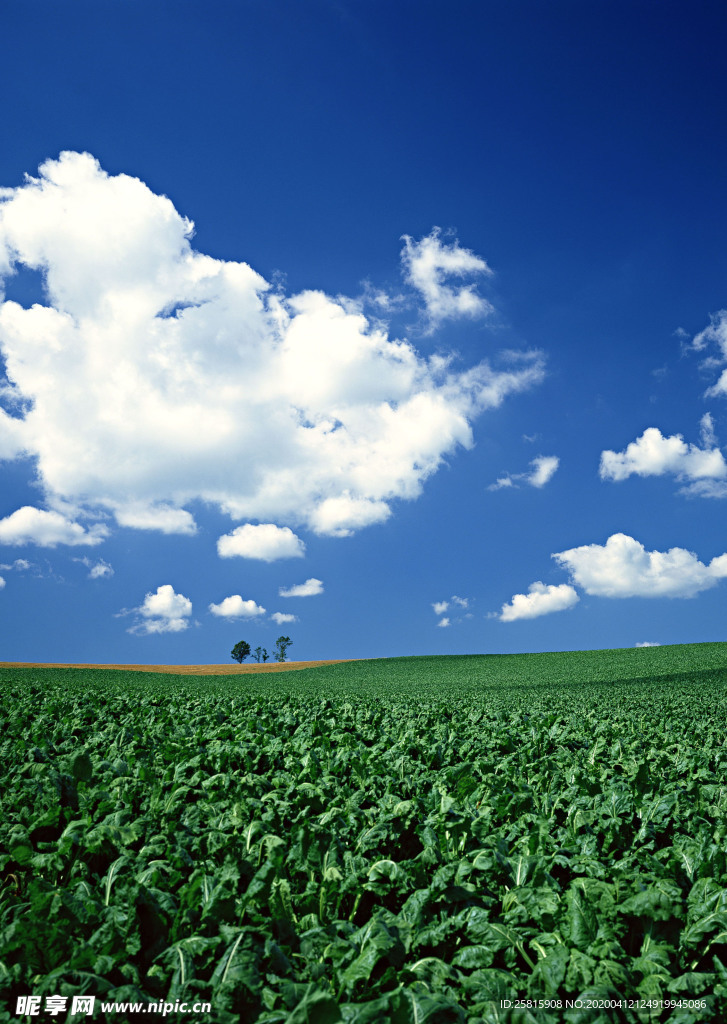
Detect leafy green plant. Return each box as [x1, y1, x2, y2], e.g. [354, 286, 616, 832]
[2, 643, 727, 1021]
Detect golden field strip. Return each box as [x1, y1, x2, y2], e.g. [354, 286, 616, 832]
[0, 659, 353, 674]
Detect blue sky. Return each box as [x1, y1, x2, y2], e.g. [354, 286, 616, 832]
[1, 0, 727, 663]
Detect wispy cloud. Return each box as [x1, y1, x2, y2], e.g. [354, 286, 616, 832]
[489, 455, 559, 491]
[689, 310, 727, 395]
[0, 558, 34, 571]
[401, 227, 493, 329]
[74, 556, 114, 579]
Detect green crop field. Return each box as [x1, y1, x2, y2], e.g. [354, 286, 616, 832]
[3, 643, 727, 1022]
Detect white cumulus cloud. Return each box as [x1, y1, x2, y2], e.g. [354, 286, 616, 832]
[209, 595, 266, 619]
[599, 427, 727, 485]
[128, 583, 192, 634]
[635, 641, 661, 647]
[271, 612, 297, 624]
[0, 575, 5, 589]
[432, 600, 449, 615]
[217, 523, 305, 561]
[0, 506, 108, 547]
[437, 617, 450, 628]
[553, 533, 727, 599]
[498, 582, 579, 622]
[279, 577, 323, 598]
[0, 154, 544, 544]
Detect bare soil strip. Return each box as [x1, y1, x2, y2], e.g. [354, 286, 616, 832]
[0, 660, 354, 675]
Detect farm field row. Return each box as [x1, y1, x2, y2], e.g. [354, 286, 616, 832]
[2, 644, 727, 1021]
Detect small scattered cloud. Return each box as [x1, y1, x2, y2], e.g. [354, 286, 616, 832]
[489, 455, 559, 491]
[553, 532, 727, 599]
[0, 557, 33, 571]
[74, 556, 114, 579]
[0, 556, 49, 580]
[400, 227, 494, 329]
[360, 281, 408, 314]
[279, 577, 323, 598]
[599, 426, 727, 486]
[431, 594, 471, 626]
[498, 582, 579, 622]
[635, 641, 661, 647]
[271, 611, 297, 625]
[687, 311, 727, 396]
[489, 475, 515, 490]
[528, 455, 560, 488]
[0, 575, 5, 589]
[691, 310, 727, 354]
[209, 595, 266, 619]
[700, 412, 717, 448]
[679, 478, 727, 499]
[217, 524, 305, 561]
[0, 506, 108, 547]
[88, 560, 113, 579]
[125, 584, 192, 634]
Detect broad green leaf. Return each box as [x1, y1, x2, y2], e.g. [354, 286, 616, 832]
[451, 945, 494, 969]
[71, 751, 93, 783]
[565, 884, 598, 951]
